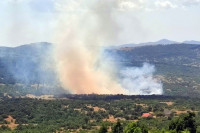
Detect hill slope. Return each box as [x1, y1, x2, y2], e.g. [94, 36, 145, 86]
[1, 42, 200, 97]
[0, 42, 66, 96]
[108, 44, 200, 97]
[117, 39, 200, 48]
[0, 42, 55, 84]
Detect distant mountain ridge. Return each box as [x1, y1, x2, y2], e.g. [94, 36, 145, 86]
[0, 42, 51, 57]
[107, 43, 200, 97]
[0, 42, 56, 84]
[117, 39, 200, 48]
[183, 40, 200, 45]
[1, 41, 200, 97]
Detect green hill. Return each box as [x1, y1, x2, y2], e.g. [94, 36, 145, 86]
[1, 43, 200, 97]
[109, 44, 200, 97]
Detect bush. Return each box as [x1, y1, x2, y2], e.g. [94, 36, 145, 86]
[99, 124, 107, 133]
[112, 121, 123, 133]
[169, 112, 196, 133]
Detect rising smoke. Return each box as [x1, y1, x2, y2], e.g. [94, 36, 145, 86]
[120, 63, 163, 95]
[53, 0, 126, 94]
[53, 0, 163, 95]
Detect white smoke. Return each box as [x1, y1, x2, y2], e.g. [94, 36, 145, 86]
[52, 0, 163, 95]
[120, 63, 163, 95]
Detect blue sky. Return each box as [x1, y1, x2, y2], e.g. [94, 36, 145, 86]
[0, 0, 200, 46]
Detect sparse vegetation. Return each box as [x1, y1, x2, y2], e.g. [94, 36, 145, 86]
[0, 95, 199, 132]
[1, 43, 200, 97]
[108, 44, 200, 97]
[1, 43, 200, 132]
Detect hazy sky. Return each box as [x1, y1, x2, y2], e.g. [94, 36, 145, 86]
[0, 0, 200, 46]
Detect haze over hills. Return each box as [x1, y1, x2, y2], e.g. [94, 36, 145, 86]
[0, 42, 67, 96]
[1, 0, 200, 132]
[183, 40, 200, 44]
[117, 39, 200, 48]
[0, 42, 54, 84]
[1, 40, 200, 97]
[109, 43, 200, 97]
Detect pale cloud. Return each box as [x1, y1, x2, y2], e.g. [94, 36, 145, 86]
[155, 0, 178, 9]
[117, 0, 179, 11]
[54, 0, 146, 12]
[0, 0, 55, 46]
[0, 0, 200, 46]
[54, 0, 199, 13]
[7, 0, 29, 3]
[54, 0, 81, 12]
[118, 0, 145, 11]
[182, 0, 200, 6]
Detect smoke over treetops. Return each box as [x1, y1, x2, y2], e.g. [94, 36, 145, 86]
[52, 0, 163, 95]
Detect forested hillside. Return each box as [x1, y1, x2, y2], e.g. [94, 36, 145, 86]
[1, 43, 200, 97]
[0, 42, 56, 84]
[0, 42, 66, 96]
[108, 44, 200, 97]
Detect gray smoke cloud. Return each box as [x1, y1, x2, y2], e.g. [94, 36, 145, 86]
[52, 0, 163, 95]
[120, 63, 163, 95]
[53, 0, 128, 94]
[0, 0, 163, 95]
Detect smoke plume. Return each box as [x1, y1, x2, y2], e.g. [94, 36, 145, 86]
[53, 0, 163, 95]
[120, 63, 163, 95]
[53, 0, 127, 94]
